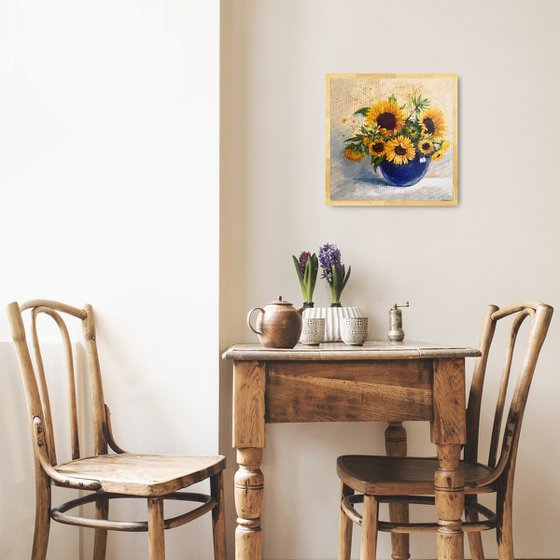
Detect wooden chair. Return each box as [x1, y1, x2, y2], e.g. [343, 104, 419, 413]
[7, 300, 226, 560]
[337, 301, 553, 560]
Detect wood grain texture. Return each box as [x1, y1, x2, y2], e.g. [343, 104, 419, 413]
[148, 497, 165, 560]
[435, 443, 465, 559]
[338, 483, 354, 560]
[210, 473, 227, 560]
[233, 362, 265, 448]
[361, 496, 379, 560]
[224, 342, 480, 362]
[93, 497, 109, 560]
[31, 465, 51, 560]
[55, 453, 226, 497]
[234, 448, 264, 560]
[266, 360, 433, 423]
[336, 455, 493, 495]
[430, 359, 466, 445]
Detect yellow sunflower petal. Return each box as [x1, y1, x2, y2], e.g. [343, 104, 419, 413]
[368, 140, 386, 157]
[365, 100, 405, 134]
[386, 136, 416, 165]
[418, 138, 434, 155]
[419, 108, 447, 139]
[344, 148, 363, 162]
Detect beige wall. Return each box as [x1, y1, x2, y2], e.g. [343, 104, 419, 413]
[220, 1, 560, 558]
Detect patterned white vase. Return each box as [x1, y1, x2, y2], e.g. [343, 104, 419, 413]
[302, 306, 362, 342]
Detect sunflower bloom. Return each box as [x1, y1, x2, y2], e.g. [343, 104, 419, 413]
[365, 100, 405, 134]
[344, 148, 363, 162]
[386, 136, 416, 165]
[407, 126, 420, 138]
[418, 138, 434, 155]
[441, 139, 451, 152]
[362, 137, 372, 146]
[420, 108, 447, 139]
[431, 149, 444, 162]
[368, 140, 386, 157]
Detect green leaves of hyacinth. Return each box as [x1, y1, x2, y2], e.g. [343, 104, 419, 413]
[292, 252, 319, 303]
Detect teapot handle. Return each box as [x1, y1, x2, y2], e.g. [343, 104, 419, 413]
[247, 307, 265, 335]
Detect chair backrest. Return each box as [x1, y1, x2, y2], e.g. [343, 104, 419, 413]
[7, 300, 108, 468]
[464, 301, 553, 480]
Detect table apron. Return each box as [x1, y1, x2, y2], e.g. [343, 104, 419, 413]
[265, 359, 434, 424]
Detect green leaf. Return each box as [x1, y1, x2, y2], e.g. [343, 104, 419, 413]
[293, 255, 307, 299]
[388, 94, 397, 104]
[292, 255, 303, 281]
[342, 265, 352, 291]
[309, 254, 318, 296]
[353, 107, 370, 117]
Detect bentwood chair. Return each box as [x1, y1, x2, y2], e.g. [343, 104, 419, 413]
[337, 301, 553, 560]
[7, 300, 226, 560]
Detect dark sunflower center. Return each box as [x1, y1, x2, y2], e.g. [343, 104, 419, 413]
[395, 146, 407, 156]
[423, 118, 435, 134]
[377, 112, 397, 130]
[372, 142, 384, 154]
[422, 142, 431, 151]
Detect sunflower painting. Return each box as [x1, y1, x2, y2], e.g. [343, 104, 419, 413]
[326, 74, 457, 206]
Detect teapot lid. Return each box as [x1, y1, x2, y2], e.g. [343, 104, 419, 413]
[269, 296, 292, 306]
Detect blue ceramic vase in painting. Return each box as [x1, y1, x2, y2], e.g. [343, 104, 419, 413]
[379, 155, 430, 187]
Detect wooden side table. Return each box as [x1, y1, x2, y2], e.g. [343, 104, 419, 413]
[223, 341, 480, 560]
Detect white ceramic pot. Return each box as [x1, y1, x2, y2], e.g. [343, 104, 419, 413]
[302, 306, 362, 342]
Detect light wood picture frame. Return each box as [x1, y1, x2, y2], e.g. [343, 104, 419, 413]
[326, 73, 458, 206]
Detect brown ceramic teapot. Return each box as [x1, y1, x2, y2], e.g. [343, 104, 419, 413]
[247, 296, 303, 348]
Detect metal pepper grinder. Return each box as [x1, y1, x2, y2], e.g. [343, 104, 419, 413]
[388, 301, 409, 342]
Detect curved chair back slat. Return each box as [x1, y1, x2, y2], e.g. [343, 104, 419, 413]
[465, 301, 553, 480]
[7, 300, 108, 467]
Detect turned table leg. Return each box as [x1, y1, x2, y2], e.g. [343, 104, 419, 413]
[435, 444, 464, 560]
[432, 359, 467, 560]
[385, 421, 410, 560]
[235, 448, 264, 560]
[232, 361, 266, 560]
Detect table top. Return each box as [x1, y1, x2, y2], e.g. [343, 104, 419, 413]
[223, 341, 481, 361]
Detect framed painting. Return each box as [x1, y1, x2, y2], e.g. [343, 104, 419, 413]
[326, 73, 458, 206]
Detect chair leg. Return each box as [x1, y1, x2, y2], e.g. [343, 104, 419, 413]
[210, 472, 227, 560]
[496, 484, 514, 560]
[148, 497, 165, 560]
[360, 495, 378, 560]
[31, 476, 51, 560]
[338, 483, 353, 560]
[385, 422, 410, 560]
[93, 496, 109, 560]
[465, 496, 485, 560]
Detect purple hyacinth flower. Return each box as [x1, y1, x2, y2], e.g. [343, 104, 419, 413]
[318, 243, 342, 283]
[298, 251, 311, 276]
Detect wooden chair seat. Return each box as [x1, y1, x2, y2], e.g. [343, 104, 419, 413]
[337, 455, 495, 496]
[56, 453, 226, 497]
